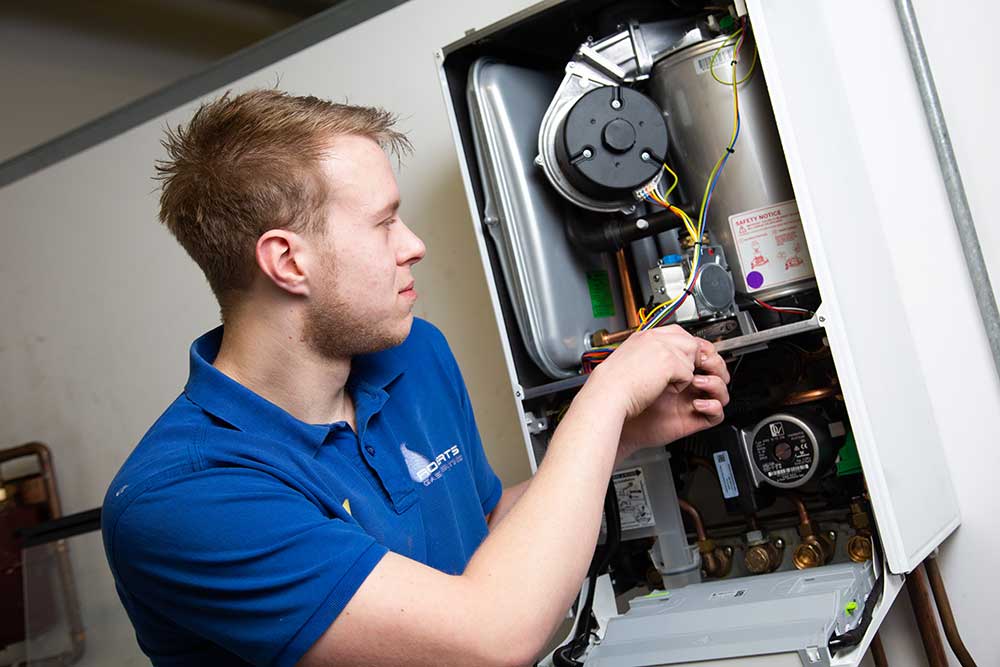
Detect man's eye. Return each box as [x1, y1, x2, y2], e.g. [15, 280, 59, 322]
[380, 217, 396, 227]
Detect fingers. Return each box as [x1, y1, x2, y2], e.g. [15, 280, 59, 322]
[666, 347, 695, 394]
[692, 374, 730, 406]
[651, 325, 700, 362]
[692, 398, 726, 425]
[695, 339, 730, 384]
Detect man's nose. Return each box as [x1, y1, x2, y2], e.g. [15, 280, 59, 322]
[397, 219, 426, 265]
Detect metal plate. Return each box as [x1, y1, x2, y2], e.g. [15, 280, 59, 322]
[467, 58, 627, 378]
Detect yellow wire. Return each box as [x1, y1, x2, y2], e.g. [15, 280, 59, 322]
[709, 28, 759, 86]
[642, 51, 744, 332]
[662, 164, 680, 200]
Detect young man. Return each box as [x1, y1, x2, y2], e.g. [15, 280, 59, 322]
[102, 90, 730, 667]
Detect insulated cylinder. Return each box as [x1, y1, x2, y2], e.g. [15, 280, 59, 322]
[650, 33, 815, 300]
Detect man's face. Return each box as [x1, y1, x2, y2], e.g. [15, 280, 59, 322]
[303, 135, 426, 359]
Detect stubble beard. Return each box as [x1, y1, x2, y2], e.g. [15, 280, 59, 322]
[303, 287, 412, 361]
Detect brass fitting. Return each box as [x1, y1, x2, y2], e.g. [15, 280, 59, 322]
[847, 500, 873, 563]
[793, 523, 837, 570]
[849, 500, 871, 532]
[699, 539, 734, 579]
[677, 499, 732, 579]
[744, 530, 784, 575]
[847, 534, 873, 563]
[591, 328, 633, 348]
[789, 495, 836, 570]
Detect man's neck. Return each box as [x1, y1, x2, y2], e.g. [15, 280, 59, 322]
[211, 318, 356, 428]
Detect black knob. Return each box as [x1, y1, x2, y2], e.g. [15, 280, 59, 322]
[602, 118, 636, 153]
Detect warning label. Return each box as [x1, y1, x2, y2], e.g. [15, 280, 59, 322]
[612, 467, 655, 530]
[728, 199, 814, 292]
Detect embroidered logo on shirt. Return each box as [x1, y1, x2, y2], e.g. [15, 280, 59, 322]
[400, 443, 463, 487]
[342, 498, 352, 515]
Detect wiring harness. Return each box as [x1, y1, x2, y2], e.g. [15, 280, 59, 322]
[582, 19, 755, 373]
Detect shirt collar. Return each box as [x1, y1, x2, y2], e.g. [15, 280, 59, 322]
[184, 326, 408, 453]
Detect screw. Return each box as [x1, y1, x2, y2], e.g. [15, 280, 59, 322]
[828, 531, 838, 541]
[636, 218, 649, 230]
[582, 148, 593, 159]
[658, 287, 666, 295]
[611, 99, 622, 110]
[641, 151, 650, 161]
[775, 538, 785, 548]
[653, 274, 660, 282]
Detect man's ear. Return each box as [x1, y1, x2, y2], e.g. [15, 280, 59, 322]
[255, 229, 314, 296]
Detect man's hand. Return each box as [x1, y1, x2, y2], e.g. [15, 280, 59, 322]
[588, 325, 730, 461]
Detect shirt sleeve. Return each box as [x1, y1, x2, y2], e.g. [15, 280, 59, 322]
[107, 468, 388, 667]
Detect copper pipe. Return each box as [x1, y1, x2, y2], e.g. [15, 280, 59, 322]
[677, 499, 707, 541]
[870, 633, 889, 667]
[790, 494, 811, 526]
[615, 249, 639, 329]
[781, 386, 840, 406]
[924, 556, 979, 667]
[907, 563, 949, 667]
[591, 327, 634, 348]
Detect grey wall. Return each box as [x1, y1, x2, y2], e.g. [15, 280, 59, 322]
[0, 0, 307, 163]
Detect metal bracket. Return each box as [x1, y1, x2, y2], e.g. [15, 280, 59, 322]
[628, 19, 653, 79]
[524, 411, 549, 435]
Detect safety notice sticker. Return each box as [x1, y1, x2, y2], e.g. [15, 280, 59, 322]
[728, 199, 814, 293]
[612, 467, 655, 531]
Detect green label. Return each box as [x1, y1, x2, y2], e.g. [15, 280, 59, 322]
[586, 270, 616, 319]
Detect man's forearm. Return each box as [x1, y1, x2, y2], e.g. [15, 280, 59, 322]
[488, 442, 634, 533]
[460, 373, 626, 663]
[486, 479, 530, 531]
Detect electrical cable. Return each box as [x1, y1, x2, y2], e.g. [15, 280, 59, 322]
[751, 297, 814, 317]
[828, 527, 886, 654]
[552, 481, 621, 666]
[582, 18, 749, 371]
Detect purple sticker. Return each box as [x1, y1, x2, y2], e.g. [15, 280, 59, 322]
[746, 271, 765, 289]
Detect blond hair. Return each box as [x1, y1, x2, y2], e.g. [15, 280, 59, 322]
[155, 88, 410, 318]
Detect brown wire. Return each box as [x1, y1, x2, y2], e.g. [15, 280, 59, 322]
[924, 556, 979, 667]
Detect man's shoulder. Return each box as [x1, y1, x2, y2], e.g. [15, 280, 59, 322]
[101, 393, 249, 529]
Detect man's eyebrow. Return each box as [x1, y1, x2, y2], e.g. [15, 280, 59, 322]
[374, 197, 401, 219]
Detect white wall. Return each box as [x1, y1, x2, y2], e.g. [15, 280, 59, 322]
[1, 0, 996, 666]
[858, 1, 998, 666]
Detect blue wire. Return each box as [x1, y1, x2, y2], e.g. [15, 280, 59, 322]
[701, 111, 741, 230]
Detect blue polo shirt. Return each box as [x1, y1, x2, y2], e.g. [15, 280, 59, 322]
[102, 318, 503, 667]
